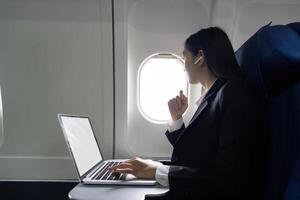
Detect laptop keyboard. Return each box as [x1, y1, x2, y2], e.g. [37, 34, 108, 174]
[92, 161, 126, 181]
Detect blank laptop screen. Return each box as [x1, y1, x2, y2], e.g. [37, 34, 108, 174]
[60, 116, 103, 177]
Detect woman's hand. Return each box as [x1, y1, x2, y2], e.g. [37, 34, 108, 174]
[168, 90, 188, 121]
[108, 157, 157, 179]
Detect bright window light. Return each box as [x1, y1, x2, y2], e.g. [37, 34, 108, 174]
[138, 53, 188, 124]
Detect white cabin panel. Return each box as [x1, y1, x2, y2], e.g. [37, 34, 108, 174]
[0, 0, 114, 179]
[114, 0, 214, 158]
[232, 0, 300, 49]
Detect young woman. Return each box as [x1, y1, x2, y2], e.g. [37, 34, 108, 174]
[110, 27, 267, 200]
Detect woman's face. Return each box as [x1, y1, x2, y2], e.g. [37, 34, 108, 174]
[183, 48, 200, 84]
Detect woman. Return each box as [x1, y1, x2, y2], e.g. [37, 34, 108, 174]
[109, 27, 267, 200]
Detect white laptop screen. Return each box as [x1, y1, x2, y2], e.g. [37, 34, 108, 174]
[60, 116, 103, 177]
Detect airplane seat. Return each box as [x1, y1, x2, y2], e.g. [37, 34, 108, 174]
[235, 22, 300, 200]
[288, 22, 300, 36]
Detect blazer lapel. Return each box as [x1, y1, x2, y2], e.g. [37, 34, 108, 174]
[173, 79, 227, 147]
[188, 78, 226, 125]
[188, 100, 208, 125]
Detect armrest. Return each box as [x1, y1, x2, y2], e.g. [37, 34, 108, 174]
[144, 191, 169, 200]
[157, 160, 171, 165]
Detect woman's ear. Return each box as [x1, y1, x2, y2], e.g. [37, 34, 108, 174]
[194, 50, 205, 65]
[194, 56, 202, 64]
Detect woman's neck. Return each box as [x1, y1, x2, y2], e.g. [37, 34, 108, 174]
[203, 75, 218, 91]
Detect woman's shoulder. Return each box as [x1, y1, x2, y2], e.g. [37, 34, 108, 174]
[218, 78, 264, 106]
[222, 78, 260, 94]
[218, 78, 245, 95]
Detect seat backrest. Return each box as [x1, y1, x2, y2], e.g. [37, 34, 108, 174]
[235, 22, 300, 200]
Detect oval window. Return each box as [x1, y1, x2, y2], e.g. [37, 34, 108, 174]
[137, 53, 188, 124]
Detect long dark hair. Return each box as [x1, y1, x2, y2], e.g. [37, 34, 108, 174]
[185, 27, 243, 80]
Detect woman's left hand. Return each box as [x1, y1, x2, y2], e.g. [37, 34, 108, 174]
[108, 157, 157, 179]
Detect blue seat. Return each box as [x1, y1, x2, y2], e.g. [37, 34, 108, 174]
[235, 22, 300, 200]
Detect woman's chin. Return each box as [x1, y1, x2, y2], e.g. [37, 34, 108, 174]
[189, 80, 198, 84]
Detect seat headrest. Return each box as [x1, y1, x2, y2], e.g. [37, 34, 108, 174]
[235, 22, 300, 97]
[288, 22, 300, 35]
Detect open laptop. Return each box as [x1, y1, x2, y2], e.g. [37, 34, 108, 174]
[57, 113, 156, 185]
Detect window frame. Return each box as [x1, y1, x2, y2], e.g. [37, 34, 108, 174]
[137, 52, 188, 124]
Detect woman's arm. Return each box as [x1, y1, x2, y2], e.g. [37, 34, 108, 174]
[165, 123, 185, 147]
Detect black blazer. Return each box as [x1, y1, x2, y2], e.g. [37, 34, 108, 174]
[148, 78, 268, 200]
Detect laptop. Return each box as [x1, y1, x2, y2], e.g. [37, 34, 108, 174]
[57, 113, 156, 185]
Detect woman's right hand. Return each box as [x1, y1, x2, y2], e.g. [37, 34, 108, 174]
[168, 90, 188, 121]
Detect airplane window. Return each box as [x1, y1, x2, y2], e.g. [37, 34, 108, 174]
[137, 53, 188, 124]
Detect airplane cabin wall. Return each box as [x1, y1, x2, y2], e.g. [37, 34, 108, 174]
[114, 0, 300, 159]
[114, 0, 212, 159]
[0, 0, 114, 179]
[0, 0, 299, 180]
